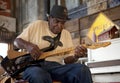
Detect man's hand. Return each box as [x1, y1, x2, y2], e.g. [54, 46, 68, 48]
[74, 45, 87, 58]
[14, 38, 42, 60]
[26, 43, 42, 60]
[64, 45, 87, 64]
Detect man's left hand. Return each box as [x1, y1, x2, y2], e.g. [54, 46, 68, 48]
[74, 45, 87, 58]
[64, 45, 87, 64]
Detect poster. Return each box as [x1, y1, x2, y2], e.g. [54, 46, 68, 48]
[0, 0, 11, 16]
[0, 15, 16, 32]
[87, 12, 119, 42]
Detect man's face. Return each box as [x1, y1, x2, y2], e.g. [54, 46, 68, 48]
[49, 16, 66, 34]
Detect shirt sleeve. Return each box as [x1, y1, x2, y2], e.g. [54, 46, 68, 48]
[17, 22, 35, 41]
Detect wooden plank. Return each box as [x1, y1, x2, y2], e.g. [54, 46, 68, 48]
[65, 18, 80, 32]
[104, 6, 120, 21]
[71, 31, 80, 39]
[72, 38, 80, 46]
[79, 6, 120, 30]
[79, 14, 98, 30]
[87, 0, 107, 15]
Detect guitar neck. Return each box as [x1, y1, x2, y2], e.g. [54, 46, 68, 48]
[7, 47, 74, 59]
[82, 41, 111, 49]
[8, 41, 111, 59]
[39, 47, 74, 59]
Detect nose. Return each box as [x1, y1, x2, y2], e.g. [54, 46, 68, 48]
[58, 23, 64, 29]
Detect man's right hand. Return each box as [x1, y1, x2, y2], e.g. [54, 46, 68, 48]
[25, 42, 42, 60]
[14, 38, 42, 60]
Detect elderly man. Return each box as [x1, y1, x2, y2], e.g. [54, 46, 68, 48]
[14, 5, 93, 83]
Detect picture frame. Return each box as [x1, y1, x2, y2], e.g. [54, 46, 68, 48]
[0, 0, 11, 16]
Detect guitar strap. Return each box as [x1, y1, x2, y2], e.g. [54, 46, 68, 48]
[41, 32, 63, 52]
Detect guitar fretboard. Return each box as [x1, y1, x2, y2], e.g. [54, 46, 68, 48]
[7, 41, 111, 59]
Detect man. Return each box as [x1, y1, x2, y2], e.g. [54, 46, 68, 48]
[14, 5, 93, 83]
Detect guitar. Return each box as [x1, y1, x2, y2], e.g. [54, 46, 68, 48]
[1, 42, 111, 77]
[1, 47, 74, 77]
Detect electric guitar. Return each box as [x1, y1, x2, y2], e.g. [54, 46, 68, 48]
[1, 47, 74, 77]
[1, 42, 111, 77]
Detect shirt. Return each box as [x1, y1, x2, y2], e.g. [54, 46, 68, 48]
[17, 20, 74, 64]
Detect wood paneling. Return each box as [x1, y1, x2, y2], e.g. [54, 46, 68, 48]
[72, 38, 80, 46]
[65, 18, 80, 45]
[79, 6, 120, 31]
[87, 0, 107, 15]
[65, 18, 80, 32]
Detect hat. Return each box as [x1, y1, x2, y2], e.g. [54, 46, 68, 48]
[50, 5, 70, 20]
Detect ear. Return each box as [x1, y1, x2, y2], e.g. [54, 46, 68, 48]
[48, 16, 50, 21]
[48, 16, 53, 23]
[46, 14, 50, 21]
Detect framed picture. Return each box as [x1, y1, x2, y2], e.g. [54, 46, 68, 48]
[0, 15, 16, 32]
[0, 0, 11, 16]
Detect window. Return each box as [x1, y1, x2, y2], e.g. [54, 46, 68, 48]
[0, 43, 8, 58]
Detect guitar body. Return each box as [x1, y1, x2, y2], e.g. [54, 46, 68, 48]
[1, 47, 74, 77]
[1, 34, 63, 77]
[1, 54, 44, 77]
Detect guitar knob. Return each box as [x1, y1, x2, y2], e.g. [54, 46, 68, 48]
[7, 67, 10, 71]
[17, 65, 20, 69]
[12, 66, 15, 70]
[10, 71, 13, 74]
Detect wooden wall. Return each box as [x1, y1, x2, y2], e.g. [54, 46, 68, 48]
[79, 6, 120, 42]
[14, 0, 48, 34]
[65, 5, 120, 45]
[65, 18, 80, 46]
[9, 0, 120, 46]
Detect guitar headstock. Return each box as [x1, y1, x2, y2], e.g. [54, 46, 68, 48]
[82, 41, 111, 49]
